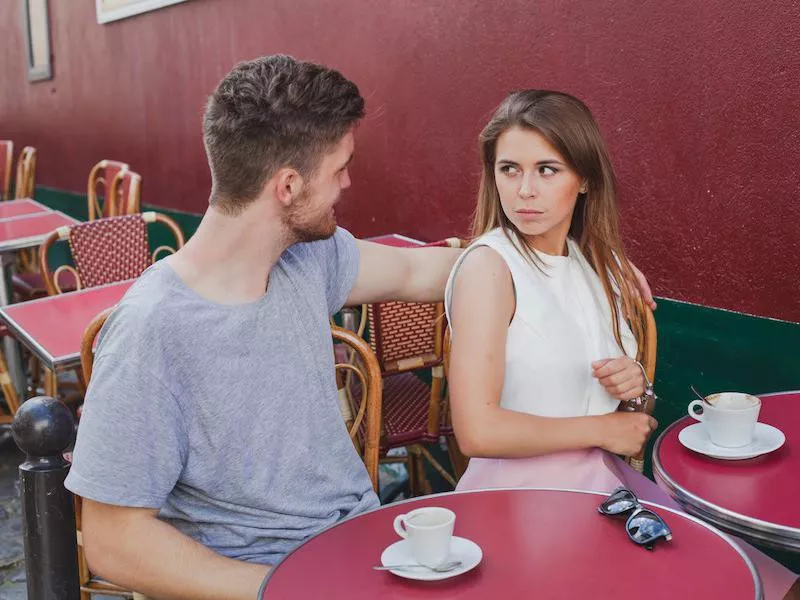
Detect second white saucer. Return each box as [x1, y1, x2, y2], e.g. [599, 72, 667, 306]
[679, 422, 785, 460]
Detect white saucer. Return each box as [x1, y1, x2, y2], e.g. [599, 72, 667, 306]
[379, 536, 482, 581]
[679, 422, 785, 460]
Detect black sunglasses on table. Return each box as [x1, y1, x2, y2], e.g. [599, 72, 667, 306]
[598, 487, 673, 550]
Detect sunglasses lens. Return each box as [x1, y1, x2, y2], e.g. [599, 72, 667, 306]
[599, 488, 638, 515]
[626, 510, 672, 548]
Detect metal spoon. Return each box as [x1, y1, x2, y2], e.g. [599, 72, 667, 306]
[690, 385, 710, 404]
[373, 560, 462, 572]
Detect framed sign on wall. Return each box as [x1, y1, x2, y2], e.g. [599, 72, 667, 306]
[22, 0, 52, 82]
[96, 0, 188, 24]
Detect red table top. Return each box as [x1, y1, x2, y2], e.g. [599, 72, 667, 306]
[0, 211, 77, 252]
[0, 280, 133, 370]
[367, 234, 425, 248]
[654, 392, 800, 551]
[0, 198, 51, 219]
[261, 489, 760, 599]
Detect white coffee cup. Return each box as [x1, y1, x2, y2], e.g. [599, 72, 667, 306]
[393, 507, 455, 567]
[687, 392, 761, 448]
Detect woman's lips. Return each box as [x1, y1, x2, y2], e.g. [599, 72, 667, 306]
[516, 209, 545, 221]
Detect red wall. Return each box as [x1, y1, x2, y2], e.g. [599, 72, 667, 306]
[2, 0, 799, 321]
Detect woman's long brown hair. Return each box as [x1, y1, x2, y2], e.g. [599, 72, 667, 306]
[471, 90, 648, 359]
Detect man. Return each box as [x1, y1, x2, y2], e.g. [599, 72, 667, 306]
[66, 55, 654, 600]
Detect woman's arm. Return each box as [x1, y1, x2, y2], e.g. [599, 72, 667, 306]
[448, 247, 655, 458]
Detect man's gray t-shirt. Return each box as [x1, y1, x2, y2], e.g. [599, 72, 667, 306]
[65, 227, 379, 564]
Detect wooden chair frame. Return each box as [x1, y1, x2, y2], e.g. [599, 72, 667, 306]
[332, 325, 382, 492]
[14, 146, 36, 199]
[0, 348, 22, 426]
[78, 308, 134, 599]
[622, 302, 658, 472]
[0, 140, 12, 201]
[87, 160, 130, 221]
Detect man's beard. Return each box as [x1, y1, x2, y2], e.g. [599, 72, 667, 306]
[286, 186, 338, 243]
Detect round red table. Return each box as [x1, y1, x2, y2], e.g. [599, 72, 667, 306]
[260, 488, 761, 599]
[654, 391, 800, 552]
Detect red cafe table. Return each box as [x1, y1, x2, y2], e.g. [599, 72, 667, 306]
[367, 234, 425, 248]
[0, 198, 52, 219]
[0, 208, 78, 392]
[654, 391, 800, 552]
[0, 280, 134, 373]
[260, 488, 762, 599]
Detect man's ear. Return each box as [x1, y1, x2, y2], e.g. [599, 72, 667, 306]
[274, 167, 304, 207]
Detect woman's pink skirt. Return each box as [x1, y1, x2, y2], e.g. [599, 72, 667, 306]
[457, 449, 797, 599]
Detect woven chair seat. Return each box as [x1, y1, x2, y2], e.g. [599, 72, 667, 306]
[381, 373, 433, 448]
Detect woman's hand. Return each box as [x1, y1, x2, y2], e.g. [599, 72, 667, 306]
[592, 357, 646, 401]
[595, 412, 658, 456]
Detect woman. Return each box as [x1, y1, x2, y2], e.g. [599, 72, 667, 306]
[445, 90, 797, 598]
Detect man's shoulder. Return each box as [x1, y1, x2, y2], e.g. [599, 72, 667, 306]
[96, 262, 184, 353]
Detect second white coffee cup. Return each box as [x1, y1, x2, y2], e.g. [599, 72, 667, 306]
[688, 392, 761, 448]
[393, 506, 455, 568]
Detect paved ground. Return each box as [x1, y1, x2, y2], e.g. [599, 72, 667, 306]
[0, 431, 27, 600]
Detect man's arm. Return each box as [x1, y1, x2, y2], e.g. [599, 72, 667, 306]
[82, 500, 269, 600]
[345, 240, 461, 305]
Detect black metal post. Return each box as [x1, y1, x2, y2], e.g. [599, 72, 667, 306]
[12, 396, 80, 600]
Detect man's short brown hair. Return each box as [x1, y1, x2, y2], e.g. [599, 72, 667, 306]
[203, 55, 365, 213]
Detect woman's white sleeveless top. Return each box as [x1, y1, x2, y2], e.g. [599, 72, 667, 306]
[445, 228, 637, 418]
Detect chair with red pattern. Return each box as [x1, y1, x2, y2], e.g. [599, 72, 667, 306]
[35, 212, 185, 399]
[15, 163, 142, 301]
[0, 140, 12, 201]
[366, 237, 466, 497]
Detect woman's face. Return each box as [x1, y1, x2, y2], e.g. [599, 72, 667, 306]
[493, 126, 584, 255]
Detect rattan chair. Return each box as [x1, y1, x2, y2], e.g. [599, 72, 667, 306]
[36, 212, 185, 399]
[77, 308, 134, 599]
[39, 212, 185, 296]
[620, 302, 658, 472]
[365, 237, 465, 496]
[87, 160, 139, 220]
[0, 344, 22, 426]
[13, 146, 36, 199]
[10, 146, 45, 298]
[0, 141, 12, 201]
[332, 325, 382, 492]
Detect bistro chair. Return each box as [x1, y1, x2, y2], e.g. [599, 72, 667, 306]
[365, 237, 465, 496]
[10, 146, 48, 297]
[13, 146, 36, 199]
[332, 325, 382, 492]
[35, 212, 184, 400]
[620, 302, 658, 472]
[0, 343, 22, 426]
[17, 162, 143, 299]
[87, 160, 138, 220]
[77, 308, 134, 599]
[0, 140, 12, 201]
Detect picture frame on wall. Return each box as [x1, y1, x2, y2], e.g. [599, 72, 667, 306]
[22, 0, 52, 82]
[96, 0, 188, 24]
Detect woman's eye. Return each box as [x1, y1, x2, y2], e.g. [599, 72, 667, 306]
[539, 165, 558, 176]
[499, 165, 518, 175]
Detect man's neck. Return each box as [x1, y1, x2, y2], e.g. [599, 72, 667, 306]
[166, 203, 293, 305]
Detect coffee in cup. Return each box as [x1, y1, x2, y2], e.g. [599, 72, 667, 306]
[393, 507, 455, 567]
[687, 392, 761, 448]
